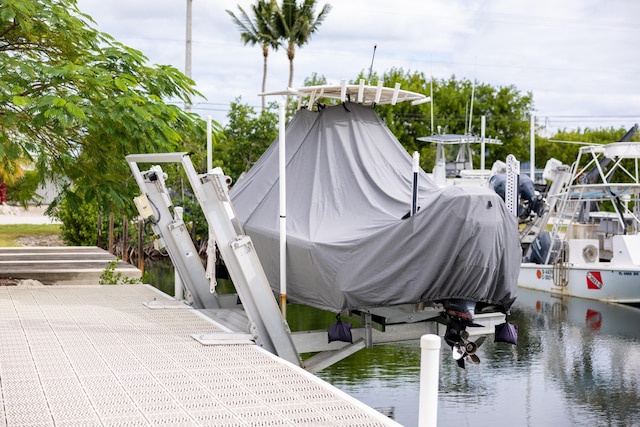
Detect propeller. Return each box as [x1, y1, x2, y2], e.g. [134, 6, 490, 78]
[451, 331, 486, 369]
[441, 299, 487, 369]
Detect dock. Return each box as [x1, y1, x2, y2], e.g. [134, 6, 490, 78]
[0, 284, 399, 426]
[0, 246, 142, 285]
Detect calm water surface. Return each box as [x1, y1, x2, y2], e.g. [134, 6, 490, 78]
[147, 263, 640, 427]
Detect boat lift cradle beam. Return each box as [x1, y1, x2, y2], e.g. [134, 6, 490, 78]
[126, 152, 300, 365]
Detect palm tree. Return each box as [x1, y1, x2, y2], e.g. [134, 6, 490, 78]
[273, 0, 332, 90]
[227, 0, 281, 110]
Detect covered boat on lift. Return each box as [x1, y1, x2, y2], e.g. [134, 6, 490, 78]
[229, 83, 520, 317]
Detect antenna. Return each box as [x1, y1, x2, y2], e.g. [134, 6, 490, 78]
[367, 44, 377, 83]
[464, 101, 469, 135]
[468, 78, 475, 135]
[430, 77, 434, 134]
[468, 60, 477, 135]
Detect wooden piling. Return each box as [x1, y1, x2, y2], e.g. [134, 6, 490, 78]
[137, 219, 144, 273]
[122, 216, 129, 263]
[108, 212, 114, 254]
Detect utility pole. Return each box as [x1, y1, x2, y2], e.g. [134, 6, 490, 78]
[185, 0, 192, 111]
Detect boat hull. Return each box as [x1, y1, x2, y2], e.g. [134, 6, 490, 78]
[519, 262, 640, 303]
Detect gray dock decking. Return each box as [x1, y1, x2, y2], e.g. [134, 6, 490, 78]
[0, 284, 399, 426]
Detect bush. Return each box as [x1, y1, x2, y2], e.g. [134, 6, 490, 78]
[55, 194, 100, 246]
[99, 259, 142, 285]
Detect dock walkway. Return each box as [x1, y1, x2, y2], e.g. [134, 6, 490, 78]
[0, 284, 399, 426]
[0, 246, 142, 285]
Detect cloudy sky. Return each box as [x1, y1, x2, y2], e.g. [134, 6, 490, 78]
[75, 0, 639, 135]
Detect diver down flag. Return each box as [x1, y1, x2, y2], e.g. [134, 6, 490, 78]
[586, 271, 603, 290]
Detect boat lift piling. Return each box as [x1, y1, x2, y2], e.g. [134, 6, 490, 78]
[506, 154, 520, 218]
[419, 334, 441, 427]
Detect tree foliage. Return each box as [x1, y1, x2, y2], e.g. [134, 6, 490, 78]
[357, 68, 534, 171]
[534, 126, 639, 168]
[230, 0, 332, 93]
[218, 97, 279, 182]
[272, 0, 331, 89]
[223, 67, 637, 186]
[0, 0, 219, 217]
[227, 0, 280, 110]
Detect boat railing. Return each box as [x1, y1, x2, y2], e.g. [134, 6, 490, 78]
[545, 159, 583, 264]
[543, 143, 640, 265]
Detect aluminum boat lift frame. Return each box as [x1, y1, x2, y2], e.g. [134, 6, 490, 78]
[127, 152, 300, 365]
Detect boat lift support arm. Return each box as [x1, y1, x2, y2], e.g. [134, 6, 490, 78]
[126, 153, 301, 366]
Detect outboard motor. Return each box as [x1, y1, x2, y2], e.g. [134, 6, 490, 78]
[523, 231, 551, 264]
[441, 299, 486, 369]
[489, 173, 544, 220]
[518, 174, 545, 217]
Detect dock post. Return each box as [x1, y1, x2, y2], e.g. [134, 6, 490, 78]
[419, 334, 441, 427]
[122, 216, 129, 262]
[97, 212, 102, 247]
[137, 219, 144, 273]
[173, 207, 185, 300]
[108, 212, 115, 254]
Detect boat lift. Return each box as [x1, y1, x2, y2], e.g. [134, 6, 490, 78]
[127, 152, 507, 371]
[127, 153, 301, 365]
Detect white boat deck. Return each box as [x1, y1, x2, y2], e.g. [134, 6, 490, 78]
[0, 284, 398, 426]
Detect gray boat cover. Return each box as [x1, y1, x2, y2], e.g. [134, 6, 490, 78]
[230, 103, 519, 313]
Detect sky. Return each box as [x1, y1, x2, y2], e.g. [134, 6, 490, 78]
[75, 0, 640, 136]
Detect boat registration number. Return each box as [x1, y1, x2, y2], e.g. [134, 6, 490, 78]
[536, 269, 553, 280]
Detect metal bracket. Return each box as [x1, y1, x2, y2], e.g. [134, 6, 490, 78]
[192, 333, 255, 345]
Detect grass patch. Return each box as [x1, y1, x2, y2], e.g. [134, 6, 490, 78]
[0, 224, 62, 247]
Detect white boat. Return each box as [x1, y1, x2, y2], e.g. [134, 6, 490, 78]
[416, 133, 501, 188]
[519, 136, 640, 303]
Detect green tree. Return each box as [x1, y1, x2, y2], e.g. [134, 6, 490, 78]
[273, 0, 331, 89]
[361, 69, 432, 154]
[227, 0, 281, 111]
[0, 0, 218, 220]
[535, 125, 639, 168]
[362, 70, 534, 171]
[219, 97, 279, 182]
[304, 72, 327, 86]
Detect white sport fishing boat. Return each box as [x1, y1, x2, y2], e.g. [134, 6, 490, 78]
[519, 134, 640, 303]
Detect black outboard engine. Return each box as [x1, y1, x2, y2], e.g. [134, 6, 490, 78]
[519, 174, 545, 217]
[489, 173, 544, 220]
[523, 231, 551, 264]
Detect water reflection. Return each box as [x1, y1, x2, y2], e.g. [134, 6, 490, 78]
[315, 289, 640, 426]
[145, 263, 640, 427]
[143, 259, 175, 296]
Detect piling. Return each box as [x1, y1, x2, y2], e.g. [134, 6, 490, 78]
[419, 334, 441, 427]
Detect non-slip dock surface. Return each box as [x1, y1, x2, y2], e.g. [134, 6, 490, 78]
[0, 285, 396, 426]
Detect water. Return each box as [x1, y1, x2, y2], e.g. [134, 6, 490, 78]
[146, 263, 640, 426]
